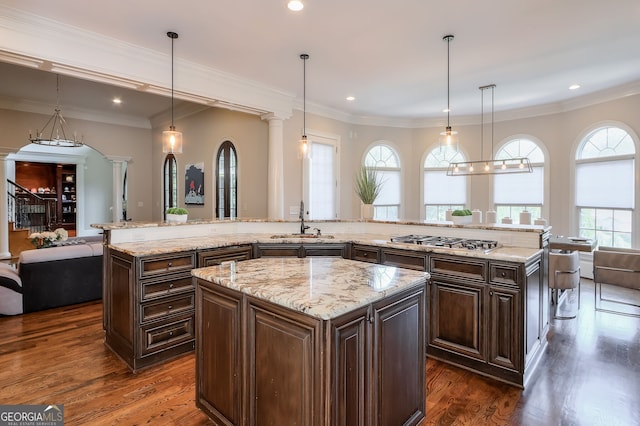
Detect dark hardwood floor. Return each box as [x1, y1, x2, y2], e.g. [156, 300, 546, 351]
[0, 279, 638, 425]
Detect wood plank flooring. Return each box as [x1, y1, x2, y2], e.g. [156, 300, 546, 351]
[0, 279, 638, 425]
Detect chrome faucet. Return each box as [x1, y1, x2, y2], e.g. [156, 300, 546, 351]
[299, 200, 310, 234]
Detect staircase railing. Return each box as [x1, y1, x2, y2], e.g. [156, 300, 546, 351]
[7, 179, 58, 234]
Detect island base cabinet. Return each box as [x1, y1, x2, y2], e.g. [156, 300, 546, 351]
[195, 278, 426, 426]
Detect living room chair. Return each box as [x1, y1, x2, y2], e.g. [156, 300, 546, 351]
[593, 246, 640, 317]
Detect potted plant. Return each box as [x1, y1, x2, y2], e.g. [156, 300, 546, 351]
[451, 209, 472, 225]
[166, 207, 189, 223]
[354, 166, 382, 220]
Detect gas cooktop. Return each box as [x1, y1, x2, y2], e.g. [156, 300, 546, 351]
[390, 235, 500, 252]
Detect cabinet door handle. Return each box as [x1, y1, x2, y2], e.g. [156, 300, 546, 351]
[168, 283, 174, 290]
[167, 262, 173, 268]
[169, 331, 174, 336]
[363, 252, 368, 257]
[367, 315, 374, 324]
[501, 271, 506, 277]
[168, 305, 173, 310]
[490, 291, 494, 296]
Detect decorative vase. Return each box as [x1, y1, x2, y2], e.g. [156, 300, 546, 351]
[361, 204, 375, 220]
[166, 214, 188, 223]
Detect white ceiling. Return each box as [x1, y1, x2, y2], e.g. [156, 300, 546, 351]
[1, 0, 640, 125]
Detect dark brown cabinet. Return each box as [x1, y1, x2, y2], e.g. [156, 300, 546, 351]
[351, 244, 380, 263]
[426, 253, 543, 387]
[254, 242, 349, 258]
[380, 247, 427, 271]
[196, 278, 426, 426]
[197, 244, 252, 266]
[104, 249, 197, 371]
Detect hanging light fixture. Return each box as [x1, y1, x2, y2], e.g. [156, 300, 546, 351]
[28, 74, 83, 147]
[447, 84, 532, 176]
[299, 53, 311, 159]
[439, 34, 458, 148]
[162, 31, 183, 154]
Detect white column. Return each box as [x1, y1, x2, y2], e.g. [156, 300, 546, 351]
[106, 156, 131, 223]
[0, 153, 11, 259]
[264, 114, 284, 220]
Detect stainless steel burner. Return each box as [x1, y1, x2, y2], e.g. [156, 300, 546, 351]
[390, 235, 499, 252]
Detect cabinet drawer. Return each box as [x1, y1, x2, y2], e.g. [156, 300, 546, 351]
[489, 263, 520, 288]
[429, 255, 487, 282]
[140, 314, 194, 356]
[381, 248, 426, 271]
[141, 276, 194, 300]
[303, 243, 347, 258]
[255, 244, 302, 258]
[198, 245, 252, 267]
[352, 245, 380, 263]
[141, 294, 195, 323]
[139, 252, 196, 278]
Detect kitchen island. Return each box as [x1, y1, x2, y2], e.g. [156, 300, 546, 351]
[96, 219, 548, 388]
[192, 257, 428, 426]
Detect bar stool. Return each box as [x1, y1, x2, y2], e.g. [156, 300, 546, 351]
[549, 250, 581, 319]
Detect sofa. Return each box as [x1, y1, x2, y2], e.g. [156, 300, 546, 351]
[0, 237, 103, 315]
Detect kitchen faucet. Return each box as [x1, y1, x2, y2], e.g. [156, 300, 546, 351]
[299, 200, 310, 234]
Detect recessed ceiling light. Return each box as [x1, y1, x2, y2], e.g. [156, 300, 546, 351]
[569, 84, 581, 90]
[346, 96, 355, 101]
[288, 0, 303, 11]
[112, 98, 122, 104]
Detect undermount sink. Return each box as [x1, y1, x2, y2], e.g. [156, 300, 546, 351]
[270, 233, 334, 239]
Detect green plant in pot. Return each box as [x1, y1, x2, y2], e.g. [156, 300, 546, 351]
[166, 207, 189, 223]
[451, 209, 472, 225]
[354, 166, 382, 220]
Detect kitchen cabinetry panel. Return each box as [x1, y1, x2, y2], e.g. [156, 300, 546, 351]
[429, 280, 484, 360]
[198, 245, 252, 266]
[351, 244, 380, 264]
[254, 243, 303, 258]
[380, 247, 427, 271]
[195, 278, 426, 425]
[426, 253, 545, 387]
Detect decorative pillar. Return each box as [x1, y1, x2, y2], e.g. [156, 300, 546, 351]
[0, 152, 11, 259]
[264, 114, 284, 220]
[106, 156, 131, 223]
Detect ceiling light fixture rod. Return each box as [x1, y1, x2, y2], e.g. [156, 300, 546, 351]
[168, 31, 177, 130]
[299, 53, 310, 159]
[439, 35, 458, 147]
[162, 31, 183, 154]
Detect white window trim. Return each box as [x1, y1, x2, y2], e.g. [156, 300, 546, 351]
[362, 140, 403, 221]
[302, 129, 341, 220]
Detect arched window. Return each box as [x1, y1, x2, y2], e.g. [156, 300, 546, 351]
[163, 153, 177, 219]
[494, 138, 545, 223]
[216, 141, 237, 218]
[423, 145, 466, 221]
[576, 126, 635, 247]
[364, 144, 400, 220]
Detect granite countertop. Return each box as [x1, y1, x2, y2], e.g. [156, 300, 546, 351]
[192, 257, 429, 320]
[108, 233, 543, 263]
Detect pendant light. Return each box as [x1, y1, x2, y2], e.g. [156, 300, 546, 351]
[439, 34, 458, 148]
[162, 31, 183, 154]
[28, 74, 83, 147]
[447, 84, 532, 176]
[299, 53, 311, 159]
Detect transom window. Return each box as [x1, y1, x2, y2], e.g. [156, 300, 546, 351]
[576, 126, 635, 247]
[364, 144, 400, 221]
[423, 145, 466, 221]
[494, 138, 544, 224]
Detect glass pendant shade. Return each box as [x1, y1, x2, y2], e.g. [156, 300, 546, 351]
[439, 126, 459, 147]
[298, 53, 311, 160]
[162, 126, 183, 153]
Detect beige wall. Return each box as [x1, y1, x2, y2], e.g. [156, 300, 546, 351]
[4, 92, 639, 243]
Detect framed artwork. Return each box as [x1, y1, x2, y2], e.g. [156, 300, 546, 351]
[185, 162, 205, 205]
